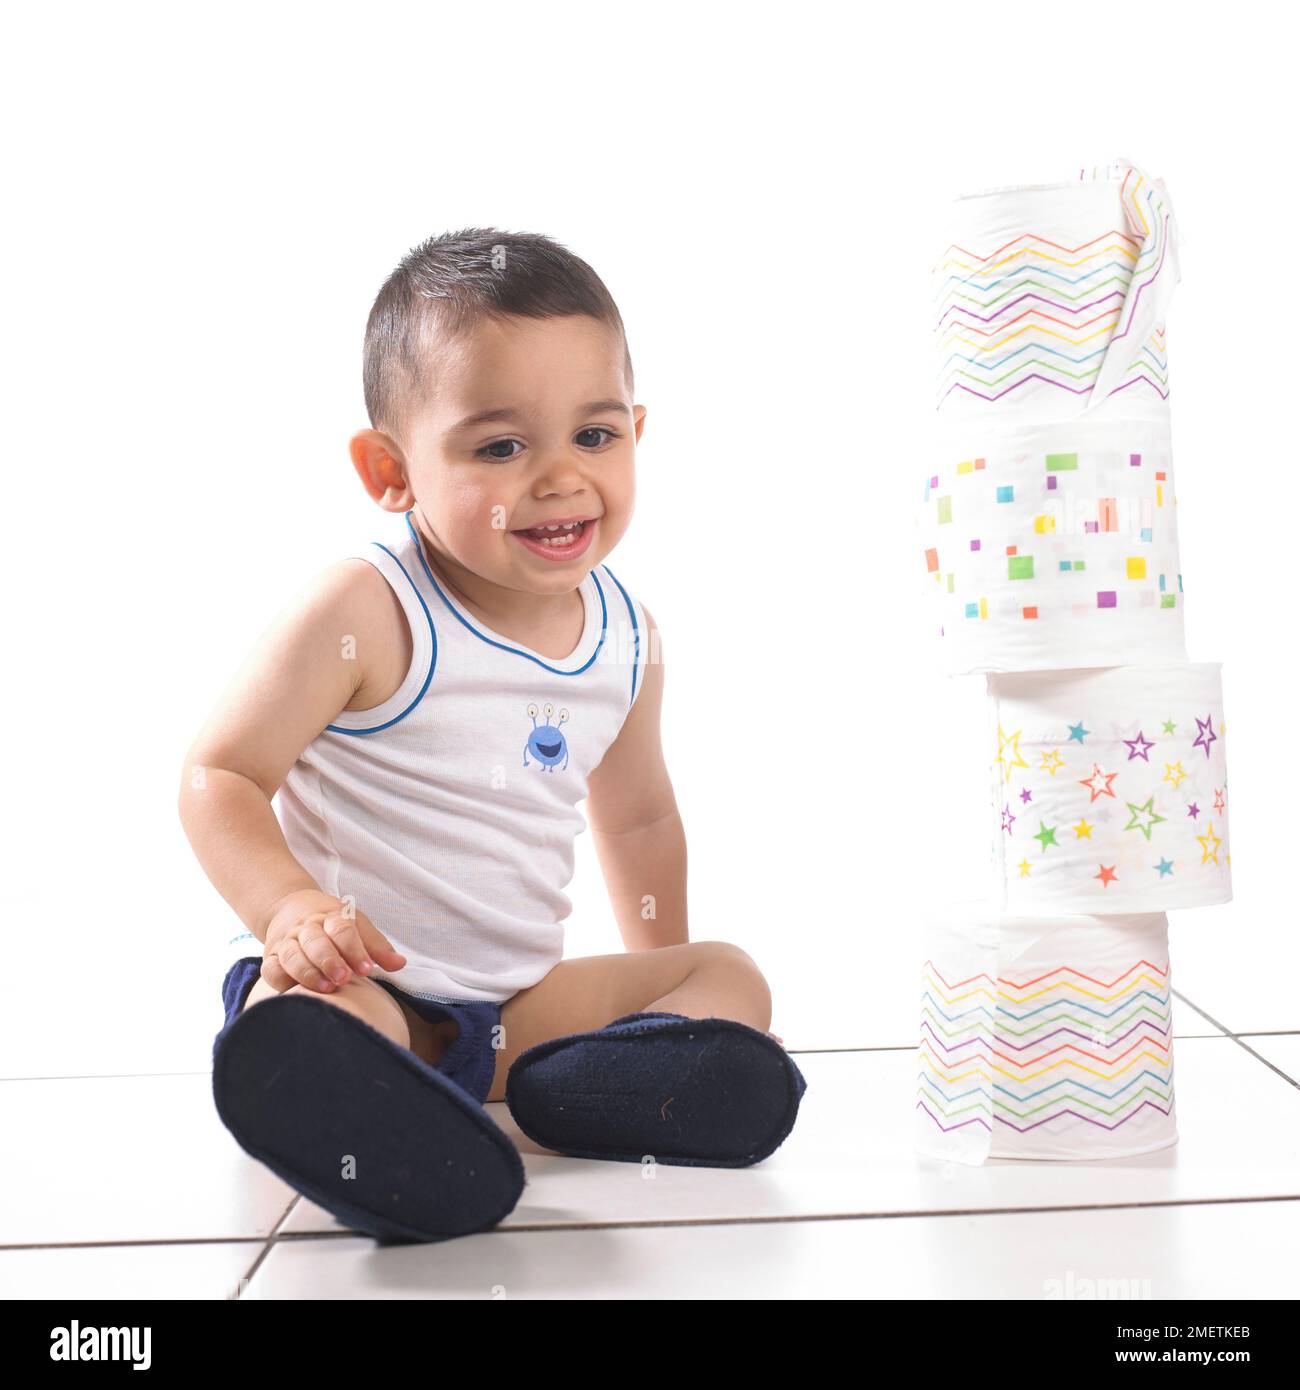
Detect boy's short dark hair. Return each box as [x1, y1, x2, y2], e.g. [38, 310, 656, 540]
[363, 228, 633, 446]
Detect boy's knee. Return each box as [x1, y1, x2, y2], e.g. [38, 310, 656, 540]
[693, 940, 768, 987]
[313, 973, 399, 1013]
[268, 975, 409, 1043]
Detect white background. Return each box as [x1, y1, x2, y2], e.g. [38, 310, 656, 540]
[3, 1, 1291, 1074]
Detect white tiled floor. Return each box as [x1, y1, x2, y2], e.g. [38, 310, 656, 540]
[4, 997, 1300, 1298]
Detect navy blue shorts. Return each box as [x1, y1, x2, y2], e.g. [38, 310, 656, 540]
[218, 956, 505, 1106]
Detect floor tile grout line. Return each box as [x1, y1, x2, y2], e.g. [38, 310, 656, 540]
[1171, 989, 1232, 1037]
[1, 1030, 1257, 1082]
[489, 1195, 1300, 1232]
[1219, 1037, 1300, 1090]
[0, 1238, 270, 1251]
[479, 1194, 1300, 1232]
[8, 1194, 1300, 1252]
[233, 1197, 301, 1300]
[1172, 992, 1300, 1088]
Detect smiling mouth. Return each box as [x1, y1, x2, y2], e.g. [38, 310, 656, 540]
[511, 518, 594, 549]
[536, 740, 562, 757]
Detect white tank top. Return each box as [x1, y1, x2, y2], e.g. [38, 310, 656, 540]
[269, 509, 648, 1004]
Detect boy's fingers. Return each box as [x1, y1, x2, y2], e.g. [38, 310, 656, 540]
[320, 912, 378, 977]
[260, 952, 295, 993]
[298, 920, 352, 985]
[275, 935, 335, 993]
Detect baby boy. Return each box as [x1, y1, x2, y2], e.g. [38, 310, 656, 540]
[180, 229, 807, 1244]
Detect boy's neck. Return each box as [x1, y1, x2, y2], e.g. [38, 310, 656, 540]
[409, 510, 585, 645]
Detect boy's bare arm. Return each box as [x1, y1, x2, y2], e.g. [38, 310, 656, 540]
[178, 558, 411, 988]
[586, 606, 687, 950]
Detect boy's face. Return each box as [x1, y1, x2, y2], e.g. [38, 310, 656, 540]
[359, 313, 643, 596]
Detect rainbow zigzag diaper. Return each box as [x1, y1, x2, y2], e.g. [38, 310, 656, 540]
[915, 908, 1176, 1163]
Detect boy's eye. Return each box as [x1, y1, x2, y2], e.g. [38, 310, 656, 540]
[575, 427, 616, 449]
[478, 438, 523, 461]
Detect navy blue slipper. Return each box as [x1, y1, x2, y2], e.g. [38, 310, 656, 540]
[212, 993, 524, 1244]
[505, 1011, 808, 1167]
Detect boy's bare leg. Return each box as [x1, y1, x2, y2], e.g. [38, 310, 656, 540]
[239, 972, 459, 1067]
[485, 940, 771, 1103]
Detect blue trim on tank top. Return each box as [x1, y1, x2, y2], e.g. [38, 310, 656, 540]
[404, 510, 607, 675]
[324, 541, 438, 736]
[599, 563, 642, 708]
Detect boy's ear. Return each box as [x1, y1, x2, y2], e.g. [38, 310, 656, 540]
[632, 405, 647, 443]
[349, 430, 414, 512]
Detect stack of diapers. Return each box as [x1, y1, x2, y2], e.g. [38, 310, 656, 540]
[913, 158, 1233, 1165]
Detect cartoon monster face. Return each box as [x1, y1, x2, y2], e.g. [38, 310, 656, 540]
[524, 702, 570, 772]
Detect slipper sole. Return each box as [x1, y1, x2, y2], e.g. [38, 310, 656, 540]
[213, 993, 524, 1243]
[506, 1015, 806, 1167]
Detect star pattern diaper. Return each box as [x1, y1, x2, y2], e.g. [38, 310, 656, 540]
[986, 664, 1231, 913]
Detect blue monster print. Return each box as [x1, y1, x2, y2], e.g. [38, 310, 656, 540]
[524, 701, 570, 773]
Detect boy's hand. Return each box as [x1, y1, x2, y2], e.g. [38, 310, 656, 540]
[260, 889, 407, 994]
